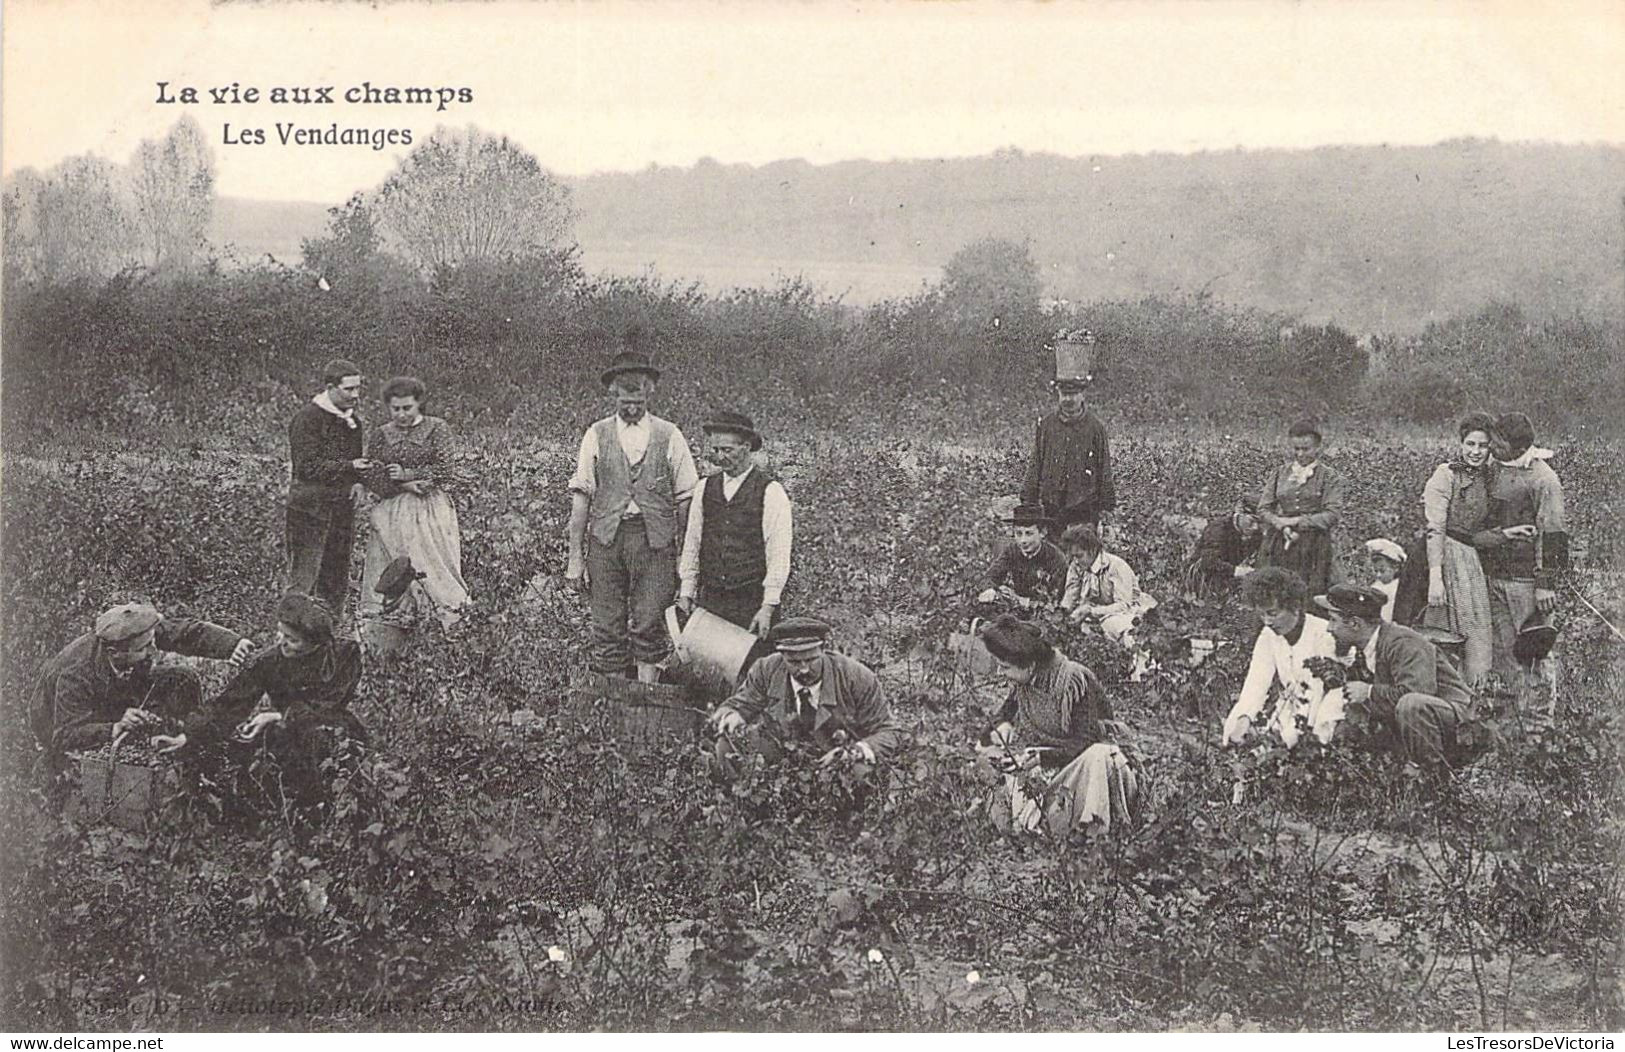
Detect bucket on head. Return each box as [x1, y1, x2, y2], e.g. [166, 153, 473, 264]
[666, 605, 760, 684]
[1053, 337, 1096, 384]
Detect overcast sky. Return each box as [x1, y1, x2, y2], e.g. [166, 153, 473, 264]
[4, 0, 1622, 203]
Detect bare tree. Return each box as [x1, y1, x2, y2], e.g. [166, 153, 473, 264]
[4, 157, 139, 284]
[128, 115, 215, 272]
[372, 125, 575, 271]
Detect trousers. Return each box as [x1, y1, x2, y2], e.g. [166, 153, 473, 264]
[286, 505, 355, 615]
[586, 519, 677, 672]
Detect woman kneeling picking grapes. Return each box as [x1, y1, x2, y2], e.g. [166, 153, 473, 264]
[154, 592, 367, 819]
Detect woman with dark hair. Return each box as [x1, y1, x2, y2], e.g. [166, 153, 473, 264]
[156, 593, 366, 813]
[1220, 567, 1343, 747]
[1256, 419, 1345, 595]
[1184, 490, 1263, 602]
[360, 376, 471, 633]
[975, 614, 1138, 837]
[1419, 412, 1499, 686]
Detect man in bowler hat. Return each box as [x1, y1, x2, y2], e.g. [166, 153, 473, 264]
[566, 350, 699, 682]
[676, 410, 793, 637]
[977, 503, 1068, 607]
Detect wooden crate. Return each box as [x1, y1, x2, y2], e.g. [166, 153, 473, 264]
[566, 669, 704, 750]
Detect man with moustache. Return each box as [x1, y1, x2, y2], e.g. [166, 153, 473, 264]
[709, 617, 902, 773]
[286, 358, 373, 614]
[676, 410, 793, 637]
[566, 350, 700, 682]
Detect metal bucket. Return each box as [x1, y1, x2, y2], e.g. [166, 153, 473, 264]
[665, 605, 760, 684]
[1054, 339, 1095, 383]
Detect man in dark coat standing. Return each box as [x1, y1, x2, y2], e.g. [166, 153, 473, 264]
[1020, 374, 1115, 535]
[286, 359, 371, 615]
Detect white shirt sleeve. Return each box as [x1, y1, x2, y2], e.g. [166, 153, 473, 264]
[762, 481, 793, 605]
[1224, 629, 1279, 741]
[678, 476, 708, 598]
[668, 428, 700, 504]
[567, 425, 599, 496]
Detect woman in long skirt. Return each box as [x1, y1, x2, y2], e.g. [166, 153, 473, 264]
[1420, 412, 1498, 687]
[360, 377, 471, 632]
[975, 614, 1138, 838]
[1256, 419, 1345, 596]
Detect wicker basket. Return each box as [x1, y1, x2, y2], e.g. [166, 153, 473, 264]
[73, 734, 173, 831]
[566, 669, 704, 750]
[1054, 339, 1096, 383]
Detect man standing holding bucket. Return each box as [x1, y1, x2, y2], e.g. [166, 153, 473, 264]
[565, 350, 699, 683]
[1021, 330, 1115, 536]
[676, 410, 793, 637]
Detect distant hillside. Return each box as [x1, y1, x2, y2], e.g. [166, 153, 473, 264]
[209, 199, 329, 265]
[213, 140, 1625, 332]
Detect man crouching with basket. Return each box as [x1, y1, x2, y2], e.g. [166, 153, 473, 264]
[708, 616, 901, 779]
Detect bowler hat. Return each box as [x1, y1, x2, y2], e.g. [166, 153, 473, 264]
[1003, 503, 1054, 527]
[600, 350, 662, 387]
[95, 602, 161, 644]
[1312, 583, 1387, 621]
[768, 616, 832, 654]
[1513, 613, 1558, 667]
[376, 556, 425, 601]
[702, 410, 763, 451]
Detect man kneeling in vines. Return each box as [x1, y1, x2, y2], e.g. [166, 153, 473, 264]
[708, 616, 901, 778]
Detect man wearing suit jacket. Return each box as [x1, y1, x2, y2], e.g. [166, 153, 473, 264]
[710, 616, 901, 769]
[1316, 583, 1473, 769]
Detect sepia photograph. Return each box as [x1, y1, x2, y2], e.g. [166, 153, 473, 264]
[1, 0, 1622, 1036]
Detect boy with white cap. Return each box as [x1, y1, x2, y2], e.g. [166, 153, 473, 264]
[1364, 538, 1407, 621]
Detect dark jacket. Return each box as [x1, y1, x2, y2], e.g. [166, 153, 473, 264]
[981, 538, 1069, 600]
[1369, 622, 1472, 713]
[287, 401, 364, 519]
[185, 641, 366, 748]
[1020, 411, 1115, 524]
[719, 651, 902, 762]
[33, 617, 244, 754]
[984, 654, 1113, 769]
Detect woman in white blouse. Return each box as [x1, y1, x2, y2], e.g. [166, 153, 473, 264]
[1059, 524, 1156, 649]
[1222, 567, 1345, 747]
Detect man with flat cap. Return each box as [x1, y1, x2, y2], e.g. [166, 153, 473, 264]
[566, 349, 700, 682]
[710, 616, 902, 771]
[1314, 583, 1474, 771]
[1021, 331, 1115, 537]
[30, 602, 254, 762]
[676, 410, 793, 637]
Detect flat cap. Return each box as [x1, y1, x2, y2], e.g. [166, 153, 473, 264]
[768, 616, 832, 653]
[1364, 538, 1407, 564]
[95, 603, 161, 643]
[1311, 583, 1388, 621]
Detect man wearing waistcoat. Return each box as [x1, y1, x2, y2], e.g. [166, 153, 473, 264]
[286, 359, 373, 614]
[566, 351, 699, 682]
[676, 411, 793, 638]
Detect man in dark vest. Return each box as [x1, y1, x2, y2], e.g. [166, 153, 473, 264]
[566, 351, 699, 682]
[286, 359, 372, 614]
[1020, 374, 1115, 536]
[677, 411, 793, 638]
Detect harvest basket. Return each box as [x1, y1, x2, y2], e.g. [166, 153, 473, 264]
[72, 733, 175, 831]
[567, 669, 704, 751]
[1053, 337, 1097, 384]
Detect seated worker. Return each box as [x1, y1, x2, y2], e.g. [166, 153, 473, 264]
[975, 614, 1138, 837]
[156, 592, 367, 815]
[1059, 524, 1156, 649]
[1221, 567, 1344, 747]
[709, 616, 901, 774]
[1184, 493, 1262, 602]
[1364, 538, 1406, 621]
[31, 601, 254, 765]
[975, 503, 1068, 610]
[1314, 583, 1474, 773]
